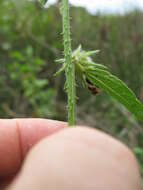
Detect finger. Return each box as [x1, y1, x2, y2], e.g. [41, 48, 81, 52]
[0, 176, 13, 189]
[0, 119, 67, 179]
[9, 127, 141, 190]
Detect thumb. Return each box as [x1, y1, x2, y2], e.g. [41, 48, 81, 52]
[8, 127, 141, 190]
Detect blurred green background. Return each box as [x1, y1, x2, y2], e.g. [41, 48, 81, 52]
[0, 0, 143, 179]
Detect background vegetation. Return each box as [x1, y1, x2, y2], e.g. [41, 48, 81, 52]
[0, 0, 143, 180]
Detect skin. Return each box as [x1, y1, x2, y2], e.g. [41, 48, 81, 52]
[0, 119, 141, 190]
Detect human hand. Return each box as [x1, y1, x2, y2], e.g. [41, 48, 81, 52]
[0, 119, 66, 189]
[0, 119, 141, 190]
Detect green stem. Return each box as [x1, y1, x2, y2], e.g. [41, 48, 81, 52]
[62, 0, 76, 126]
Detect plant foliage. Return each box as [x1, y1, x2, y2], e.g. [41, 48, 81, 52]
[56, 46, 143, 121]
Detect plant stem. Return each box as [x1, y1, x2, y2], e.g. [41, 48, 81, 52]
[62, 0, 76, 126]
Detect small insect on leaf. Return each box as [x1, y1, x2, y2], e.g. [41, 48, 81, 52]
[86, 78, 100, 96]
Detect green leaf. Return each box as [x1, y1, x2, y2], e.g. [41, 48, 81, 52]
[86, 69, 143, 121]
[86, 61, 108, 71]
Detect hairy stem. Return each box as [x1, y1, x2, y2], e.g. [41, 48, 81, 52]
[62, 0, 76, 126]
